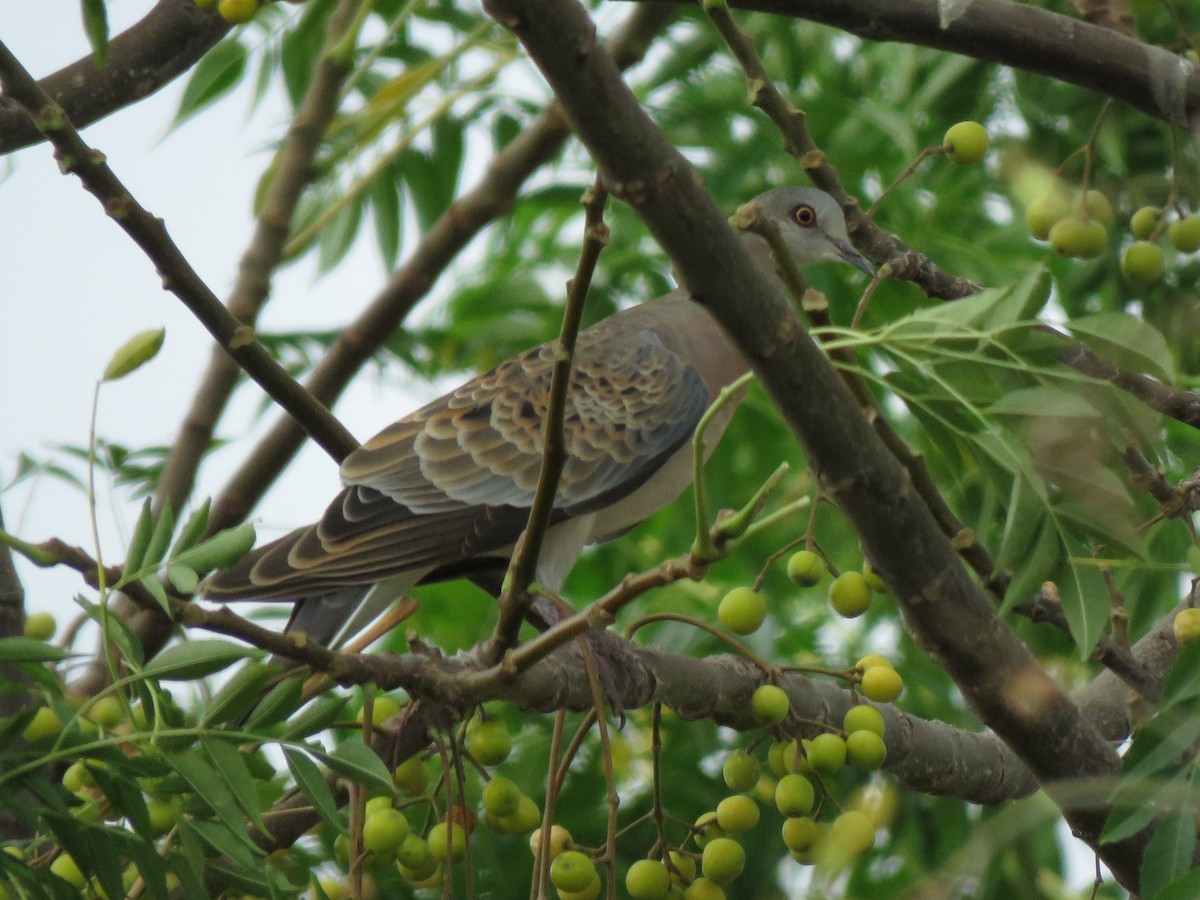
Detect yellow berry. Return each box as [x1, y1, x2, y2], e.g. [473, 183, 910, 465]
[715, 795, 759, 833]
[529, 824, 572, 859]
[700, 838, 745, 885]
[829, 572, 872, 619]
[846, 730, 888, 770]
[1121, 241, 1165, 286]
[843, 704, 885, 737]
[1049, 217, 1106, 259]
[861, 667, 904, 703]
[1174, 609, 1200, 645]
[717, 587, 766, 635]
[551, 851, 598, 894]
[943, 121, 989, 165]
[1074, 189, 1114, 225]
[786, 550, 826, 587]
[750, 685, 789, 725]
[1170, 215, 1200, 253]
[22, 707, 63, 742]
[624, 859, 669, 899]
[1130, 206, 1161, 240]
[23, 611, 56, 641]
[1026, 192, 1070, 241]
[217, 0, 258, 23]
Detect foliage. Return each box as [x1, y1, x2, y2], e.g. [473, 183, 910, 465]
[2, 0, 1200, 897]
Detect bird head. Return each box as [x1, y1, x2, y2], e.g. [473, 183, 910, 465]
[745, 186, 874, 276]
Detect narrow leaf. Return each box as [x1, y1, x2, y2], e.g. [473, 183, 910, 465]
[102, 328, 165, 382]
[80, 0, 109, 66]
[0, 637, 69, 663]
[283, 746, 341, 827]
[141, 639, 250, 681]
[171, 522, 256, 573]
[1141, 807, 1197, 898]
[167, 754, 261, 856]
[169, 499, 212, 557]
[120, 498, 155, 583]
[317, 737, 393, 794]
[201, 737, 268, 832]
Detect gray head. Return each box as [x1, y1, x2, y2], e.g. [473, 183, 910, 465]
[747, 187, 874, 275]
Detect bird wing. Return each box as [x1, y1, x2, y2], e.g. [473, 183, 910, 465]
[201, 304, 710, 601]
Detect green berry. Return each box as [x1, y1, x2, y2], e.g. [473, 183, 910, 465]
[529, 824, 572, 859]
[701, 838, 745, 885]
[721, 750, 761, 792]
[786, 550, 826, 587]
[552, 851, 598, 893]
[693, 812, 725, 849]
[806, 733, 847, 775]
[145, 798, 178, 837]
[826, 810, 876, 861]
[87, 696, 124, 729]
[218, 0, 258, 23]
[625, 859, 669, 899]
[22, 707, 63, 742]
[398, 833, 437, 877]
[426, 821, 467, 860]
[362, 808, 409, 855]
[466, 717, 512, 766]
[717, 587, 766, 635]
[1049, 217, 1107, 259]
[846, 730, 888, 770]
[774, 773, 815, 816]
[750, 685, 789, 725]
[1170, 215, 1200, 253]
[861, 561, 887, 594]
[843, 704, 885, 737]
[683, 878, 726, 900]
[829, 572, 872, 618]
[1074, 189, 1114, 224]
[498, 795, 541, 835]
[393, 756, 430, 796]
[1026, 193, 1069, 240]
[50, 854, 86, 888]
[1130, 206, 1160, 240]
[668, 851, 696, 885]
[1174, 609, 1200, 645]
[23, 611, 56, 641]
[861, 667, 904, 703]
[715, 795, 759, 833]
[781, 816, 819, 853]
[558, 873, 601, 900]
[943, 121, 989, 165]
[360, 694, 400, 726]
[856, 654, 893, 671]
[482, 776, 521, 818]
[1121, 241, 1165, 286]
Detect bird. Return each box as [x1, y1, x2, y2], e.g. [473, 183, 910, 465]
[199, 187, 873, 650]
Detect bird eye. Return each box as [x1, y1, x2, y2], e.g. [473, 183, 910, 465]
[792, 204, 817, 227]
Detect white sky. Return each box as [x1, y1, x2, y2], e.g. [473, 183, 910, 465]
[1, 3, 445, 621]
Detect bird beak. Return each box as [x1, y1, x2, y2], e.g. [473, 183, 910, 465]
[829, 237, 875, 276]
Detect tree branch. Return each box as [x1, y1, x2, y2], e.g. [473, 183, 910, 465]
[0, 0, 231, 155]
[684, 0, 1200, 128]
[0, 39, 360, 465]
[478, 0, 1147, 887]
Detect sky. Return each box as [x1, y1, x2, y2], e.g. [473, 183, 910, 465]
[1, 3, 445, 623]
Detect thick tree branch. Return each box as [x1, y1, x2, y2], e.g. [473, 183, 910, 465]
[689, 0, 1200, 128]
[0, 0, 230, 155]
[479, 0, 1146, 888]
[0, 39, 360, 465]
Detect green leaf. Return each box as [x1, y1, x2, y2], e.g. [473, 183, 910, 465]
[201, 737, 268, 832]
[120, 498, 155, 583]
[80, 0, 109, 67]
[0, 636, 69, 663]
[279, 693, 349, 740]
[998, 518, 1059, 614]
[166, 563, 199, 594]
[369, 165, 403, 269]
[1154, 868, 1200, 900]
[140, 575, 173, 617]
[174, 40, 248, 128]
[988, 386, 1099, 420]
[1069, 312, 1175, 383]
[202, 662, 279, 727]
[167, 753, 262, 857]
[141, 501, 176, 572]
[141, 639, 251, 681]
[1142, 807, 1198, 899]
[244, 673, 306, 730]
[283, 746, 341, 827]
[102, 328, 164, 382]
[1053, 555, 1110, 656]
[169, 499, 212, 558]
[317, 737, 393, 794]
[182, 818, 263, 880]
[171, 521, 256, 573]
